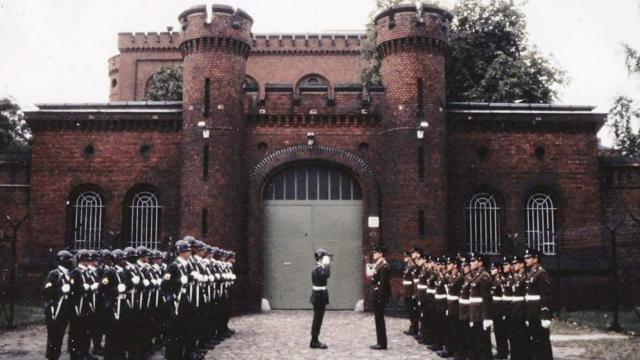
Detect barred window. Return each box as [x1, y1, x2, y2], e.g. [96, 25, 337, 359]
[526, 193, 557, 255]
[467, 193, 501, 254]
[264, 165, 362, 201]
[128, 191, 161, 250]
[71, 191, 104, 250]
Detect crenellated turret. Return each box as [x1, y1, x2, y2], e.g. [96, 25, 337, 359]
[375, 4, 452, 254]
[178, 4, 253, 250]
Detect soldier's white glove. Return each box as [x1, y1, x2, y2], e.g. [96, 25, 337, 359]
[445, 310, 449, 316]
[321, 255, 331, 266]
[483, 319, 493, 330]
[469, 322, 474, 328]
[209, 275, 214, 282]
[132, 276, 140, 285]
[180, 275, 188, 285]
[525, 320, 530, 327]
[117, 284, 126, 293]
[83, 283, 90, 291]
[541, 319, 551, 329]
[231, 274, 236, 280]
[61, 284, 70, 294]
[157, 279, 163, 286]
[215, 273, 221, 280]
[143, 279, 150, 287]
[90, 283, 99, 291]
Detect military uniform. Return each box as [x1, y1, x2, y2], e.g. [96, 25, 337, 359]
[443, 259, 463, 358]
[309, 248, 331, 349]
[369, 247, 390, 350]
[491, 265, 509, 359]
[509, 256, 528, 360]
[468, 255, 493, 360]
[458, 264, 473, 360]
[68, 251, 99, 360]
[402, 253, 419, 335]
[431, 260, 448, 352]
[101, 249, 132, 360]
[416, 260, 430, 344]
[524, 249, 553, 360]
[43, 251, 73, 360]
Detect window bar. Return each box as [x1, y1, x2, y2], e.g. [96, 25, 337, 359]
[203, 145, 209, 181]
[204, 78, 211, 117]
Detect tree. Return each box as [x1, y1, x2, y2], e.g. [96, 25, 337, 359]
[145, 65, 183, 101]
[0, 98, 30, 153]
[360, 0, 567, 103]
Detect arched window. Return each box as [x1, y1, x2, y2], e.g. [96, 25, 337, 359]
[127, 190, 161, 250]
[297, 74, 329, 92]
[263, 164, 362, 201]
[243, 75, 259, 91]
[69, 190, 104, 250]
[467, 193, 501, 254]
[525, 193, 557, 255]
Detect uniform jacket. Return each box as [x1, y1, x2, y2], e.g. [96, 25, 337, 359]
[101, 265, 132, 321]
[446, 271, 463, 317]
[309, 262, 331, 305]
[42, 266, 72, 320]
[491, 274, 504, 319]
[468, 268, 492, 322]
[370, 260, 391, 304]
[69, 264, 96, 318]
[510, 270, 527, 320]
[402, 261, 416, 298]
[458, 272, 472, 321]
[525, 263, 552, 321]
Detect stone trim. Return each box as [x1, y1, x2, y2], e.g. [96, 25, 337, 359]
[376, 36, 448, 59]
[179, 37, 251, 59]
[246, 114, 379, 127]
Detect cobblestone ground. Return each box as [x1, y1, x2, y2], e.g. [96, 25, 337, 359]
[0, 310, 591, 359]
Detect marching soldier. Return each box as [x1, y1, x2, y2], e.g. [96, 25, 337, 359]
[68, 249, 99, 360]
[468, 253, 493, 360]
[369, 245, 390, 350]
[43, 250, 74, 360]
[491, 261, 509, 359]
[402, 249, 418, 336]
[524, 248, 553, 360]
[309, 248, 331, 349]
[101, 249, 132, 360]
[458, 259, 473, 360]
[509, 255, 528, 360]
[150, 250, 166, 350]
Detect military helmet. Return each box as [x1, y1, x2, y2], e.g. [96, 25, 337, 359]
[56, 250, 74, 267]
[124, 247, 138, 260]
[175, 240, 190, 253]
[150, 250, 162, 259]
[87, 249, 99, 261]
[228, 251, 236, 259]
[112, 249, 126, 261]
[136, 246, 150, 258]
[314, 248, 328, 260]
[195, 240, 206, 251]
[76, 249, 91, 261]
[100, 249, 113, 260]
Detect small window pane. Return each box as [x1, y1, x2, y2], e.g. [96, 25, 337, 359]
[296, 168, 307, 200]
[273, 173, 284, 200]
[318, 168, 329, 200]
[341, 172, 352, 200]
[308, 167, 318, 200]
[285, 169, 296, 200]
[330, 169, 341, 200]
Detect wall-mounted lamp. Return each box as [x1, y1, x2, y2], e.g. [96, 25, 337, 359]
[307, 132, 316, 146]
[417, 121, 429, 139]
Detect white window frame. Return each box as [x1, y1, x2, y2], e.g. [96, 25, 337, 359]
[526, 193, 557, 255]
[129, 191, 161, 250]
[467, 193, 501, 254]
[72, 191, 104, 250]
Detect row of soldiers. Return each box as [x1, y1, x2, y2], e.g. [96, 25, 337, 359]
[402, 248, 552, 360]
[42, 236, 237, 360]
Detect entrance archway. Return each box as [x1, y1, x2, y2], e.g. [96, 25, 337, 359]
[262, 164, 363, 309]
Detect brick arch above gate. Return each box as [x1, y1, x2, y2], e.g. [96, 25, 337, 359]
[249, 144, 380, 215]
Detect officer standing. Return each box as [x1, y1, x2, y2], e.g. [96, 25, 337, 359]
[524, 248, 553, 360]
[309, 248, 331, 349]
[369, 245, 390, 350]
[468, 253, 493, 360]
[43, 250, 74, 360]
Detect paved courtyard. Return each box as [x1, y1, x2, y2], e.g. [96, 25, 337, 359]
[0, 310, 613, 359]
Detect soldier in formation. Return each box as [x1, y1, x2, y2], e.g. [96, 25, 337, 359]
[402, 247, 553, 360]
[42, 235, 238, 360]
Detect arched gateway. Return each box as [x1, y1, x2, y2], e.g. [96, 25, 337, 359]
[262, 164, 363, 309]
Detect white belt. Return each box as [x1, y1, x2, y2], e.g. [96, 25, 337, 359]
[502, 296, 512, 301]
[525, 295, 541, 301]
[313, 286, 327, 291]
[511, 296, 525, 302]
[447, 295, 459, 301]
[426, 289, 436, 294]
[435, 294, 447, 300]
[413, 279, 420, 283]
[459, 299, 471, 305]
[493, 296, 503, 301]
[417, 285, 427, 290]
[403, 281, 413, 285]
[469, 297, 483, 303]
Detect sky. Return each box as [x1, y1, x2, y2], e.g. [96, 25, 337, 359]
[1, 0, 640, 146]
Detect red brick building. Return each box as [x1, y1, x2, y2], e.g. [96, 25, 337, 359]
[3, 4, 639, 310]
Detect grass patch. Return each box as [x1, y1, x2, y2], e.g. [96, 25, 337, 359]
[556, 309, 640, 335]
[0, 304, 44, 330]
[581, 337, 640, 360]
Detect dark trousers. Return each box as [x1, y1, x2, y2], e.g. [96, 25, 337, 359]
[104, 314, 127, 360]
[527, 321, 553, 360]
[311, 303, 326, 341]
[494, 314, 509, 356]
[460, 319, 472, 359]
[508, 315, 528, 360]
[470, 321, 492, 360]
[374, 301, 387, 348]
[68, 316, 92, 360]
[46, 317, 68, 360]
[164, 304, 188, 360]
[419, 301, 430, 342]
[444, 314, 461, 355]
[404, 297, 419, 332]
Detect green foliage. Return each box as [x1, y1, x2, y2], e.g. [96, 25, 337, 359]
[623, 44, 640, 76]
[610, 96, 640, 157]
[360, 0, 566, 103]
[145, 65, 183, 101]
[0, 99, 30, 153]
[447, 0, 566, 102]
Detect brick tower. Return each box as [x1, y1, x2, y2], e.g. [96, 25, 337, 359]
[178, 4, 253, 248]
[375, 4, 452, 254]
